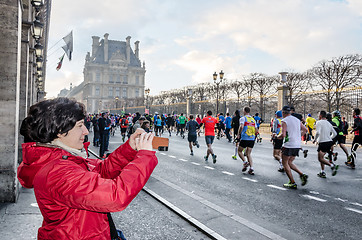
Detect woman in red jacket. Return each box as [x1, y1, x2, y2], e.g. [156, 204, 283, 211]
[18, 97, 158, 240]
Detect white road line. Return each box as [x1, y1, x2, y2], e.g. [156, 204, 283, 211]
[160, 153, 167, 155]
[335, 197, 348, 203]
[178, 158, 188, 162]
[309, 191, 319, 195]
[301, 195, 327, 202]
[204, 166, 214, 170]
[222, 171, 234, 176]
[345, 207, 362, 215]
[191, 162, 201, 166]
[242, 177, 258, 183]
[267, 184, 288, 191]
[351, 202, 362, 207]
[168, 155, 176, 158]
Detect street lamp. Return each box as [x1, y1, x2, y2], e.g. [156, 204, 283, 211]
[32, 17, 43, 40]
[115, 96, 119, 113]
[34, 42, 43, 57]
[144, 88, 150, 110]
[213, 70, 224, 114]
[36, 56, 43, 68]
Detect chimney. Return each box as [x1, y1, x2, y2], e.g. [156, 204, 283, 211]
[134, 41, 140, 59]
[126, 36, 131, 64]
[104, 33, 109, 62]
[91, 36, 100, 57]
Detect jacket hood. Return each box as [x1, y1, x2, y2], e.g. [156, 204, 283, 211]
[18, 142, 90, 188]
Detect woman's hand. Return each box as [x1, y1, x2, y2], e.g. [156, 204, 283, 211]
[129, 128, 154, 151]
[135, 132, 154, 151]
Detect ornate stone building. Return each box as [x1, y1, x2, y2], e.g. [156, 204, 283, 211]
[66, 34, 146, 113]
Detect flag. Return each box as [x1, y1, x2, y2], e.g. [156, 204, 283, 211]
[62, 31, 73, 60]
[56, 54, 65, 71]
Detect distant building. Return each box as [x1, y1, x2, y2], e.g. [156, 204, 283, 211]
[65, 34, 146, 113]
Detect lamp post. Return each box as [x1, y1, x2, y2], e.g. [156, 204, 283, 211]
[32, 17, 43, 40]
[213, 70, 224, 114]
[115, 96, 119, 114]
[34, 42, 43, 57]
[278, 72, 288, 110]
[145, 88, 150, 113]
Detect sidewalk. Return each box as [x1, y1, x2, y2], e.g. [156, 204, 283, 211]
[0, 187, 42, 239]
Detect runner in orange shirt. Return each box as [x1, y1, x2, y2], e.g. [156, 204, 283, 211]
[199, 110, 218, 164]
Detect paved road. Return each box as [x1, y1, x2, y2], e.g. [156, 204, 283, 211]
[89, 129, 362, 239]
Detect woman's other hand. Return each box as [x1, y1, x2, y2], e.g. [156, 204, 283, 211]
[129, 128, 145, 150]
[135, 132, 154, 151]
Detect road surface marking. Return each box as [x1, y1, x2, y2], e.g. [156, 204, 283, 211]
[351, 202, 362, 207]
[204, 166, 214, 170]
[242, 177, 258, 183]
[301, 195, 327, 202]
[345, 207, 362, 215]
[222, 171, 234, 176]
[309, 191, 319, 195]
[151, 175, 287, 240]
[191, 162, 201, 166]
[168, 155, 177, 158]
[30, 203, 38, 208]
[267, 184, 288, 191]
[160, 153, 167, 155]
[335, 197, 348, 203]
[179, 158, 188, 162]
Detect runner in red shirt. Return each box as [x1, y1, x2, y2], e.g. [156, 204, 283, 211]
[199, 110, 218, 163]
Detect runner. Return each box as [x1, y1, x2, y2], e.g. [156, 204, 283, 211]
[224, 113, 232, 143]
[186, 115, 200, 156]
[231, 110, 241, 160]
[305, 113, 316, 144]
[119, 115, 129, 142]
[165, 113, 174, 137]
[313, 110, 339, 178]
[331, 110, 349, 161]
[153, 113, 162, 137]
[237, 107, 258, 175]
[290, 106, 308, 158]
[217, 113, 225, 140]
[179, 113, 187, 139]
[196, 115, 202, 136]
[271, 110, 284, 172]
[277, 106, 308, 189]
[199, 111, 218, 163]
[346, 108, 362, 169]
[254, 113, 263, 143]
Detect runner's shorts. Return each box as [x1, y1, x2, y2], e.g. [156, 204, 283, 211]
[317, 141, 334, 153]
[282, 147, 300, 157]
[273, 138, 283, 150]
[121, 128, 127, 134]
[239, 140, 255, 149]
[188, 134, 197, 143]
[205, 135, 215, 145]
[333, 135, 346, 144]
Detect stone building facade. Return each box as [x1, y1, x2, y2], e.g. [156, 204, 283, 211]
[66, 34, 146, 113]
[0, 0, 51, 202]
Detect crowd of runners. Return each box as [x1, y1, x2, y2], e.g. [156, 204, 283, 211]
[85, 106, 361, 189]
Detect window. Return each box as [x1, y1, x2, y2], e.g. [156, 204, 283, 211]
[123, 75, 128, 84]
[135, 76, 139, 85]
[116, 75, 121, 83]
[96, 72, 101, 82]
[95, 86, 100, 96]
[135, 88, 139, 97]
[108, 87, 113, 97]
[122, 88, 127, 98]
[109, 75, 113, 83]
[115, 87, 120, 97]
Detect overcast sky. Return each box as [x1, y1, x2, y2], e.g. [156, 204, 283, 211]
[45, 0, 362, 98]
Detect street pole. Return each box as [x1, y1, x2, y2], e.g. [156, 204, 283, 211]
[278, 72, 288, 110]
[213, 70, 224, 115]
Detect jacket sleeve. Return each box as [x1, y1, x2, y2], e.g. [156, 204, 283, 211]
[47, 150, 158, 213]
[91, 140, 138, 179]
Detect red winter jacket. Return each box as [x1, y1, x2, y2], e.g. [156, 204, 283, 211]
[17, 141, 158, 240]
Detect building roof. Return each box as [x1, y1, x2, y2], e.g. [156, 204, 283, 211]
[91, 39, 141, 67]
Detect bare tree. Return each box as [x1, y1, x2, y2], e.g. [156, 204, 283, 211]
[311, 54, 362, 111]
[285, 71, 311, 107]
[229, 79, 246, 105]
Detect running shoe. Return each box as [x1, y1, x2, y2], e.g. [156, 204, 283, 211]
[196, 141, 200, 148]
[212, 154, 217, 164]
[278, 167, 285, 172]
[231, 155, 237, 160]
[190, 152, 194, 156]
[283, 182, 297, 189]
[333, 152, 338, 161]
[303, 149, 308, 158]
[300, 174, 308, 186]
[317, 172, 326, 178]
[204, 156, 208, 162]
[248, 169, 254, 175]
[242, 162, 249, 172]
[331, 165, 339, 176]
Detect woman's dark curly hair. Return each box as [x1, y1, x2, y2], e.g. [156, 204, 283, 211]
[20, 97, 86, 143]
